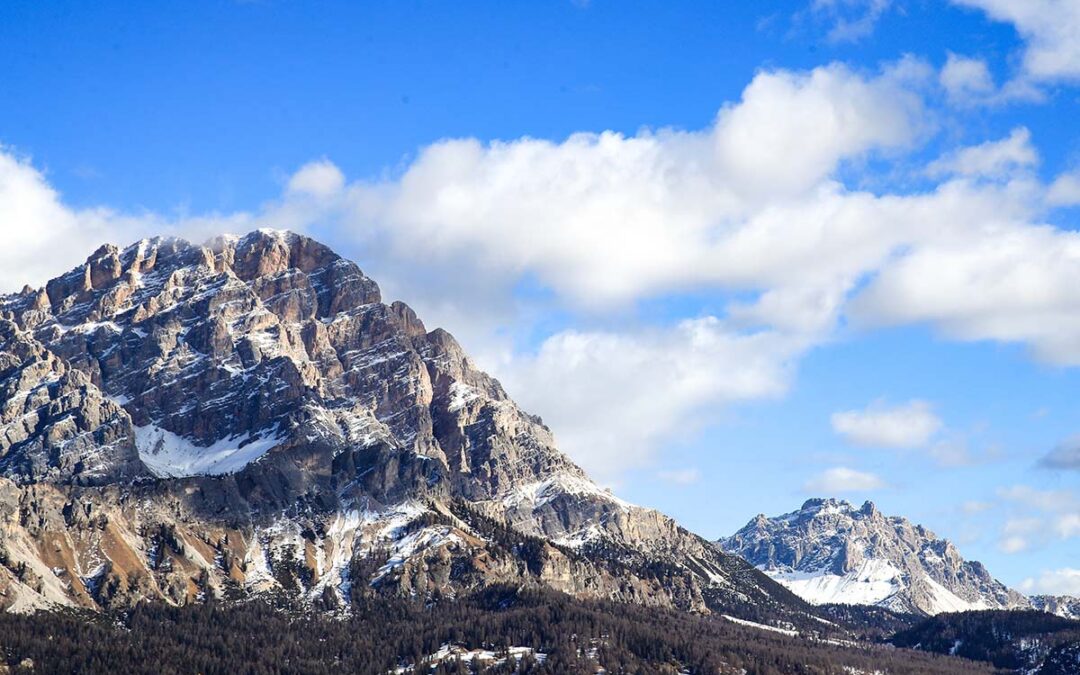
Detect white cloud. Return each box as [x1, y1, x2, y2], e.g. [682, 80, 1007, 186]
[996, 485, 1080, 552]
[0, 150, 150, 291]
[831, 399, 943, 448]
[344, 61, 927, 309]
[925, 127, 1037, 179]
[851, 210, 1080, 365]
[804, 466, 887, 493]
[0, 149, 270, 291]
[940, 53, 997, 105]
[5, 57, 1080, 482]
[657, 468, 702, 485]
[1057, 513, 1080, 539]
[810, 0, 894, 43]
[999, 517, 1040, 553]
[287, 159, 345, 197]
[499, 318, 808, 481]
[952, 0, 1080, 83]
[938, 53, 1043, 106]
[1047, 171, 1080, 207]
[1020, 568, 1080, 596]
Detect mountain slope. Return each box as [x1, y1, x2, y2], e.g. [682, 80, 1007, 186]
[892, 610, 1080, 673]
[0, 230, 812, 628]
[717, 498, 1029, 616]
[1031, 595, 1080, 620]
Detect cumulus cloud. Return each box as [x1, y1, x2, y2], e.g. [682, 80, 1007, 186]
[5, 56, 1080, 481]
[940, 53, 997, 105]
[1020, 568, 1080, 596]
[499, 318, 808, 481]
[831, 400, 943, 448]
[287, 159, 346, 198]
[938, 53, 1042, 106]
[0, 150, 153, 291]
[952, 0, 1080, 83]
[850, 204, 1080, 365]
[344, 61, 927, 309]
[925, 127, 1037, 179]
[1047, 171, 1080, 207]
[804, 467, 887, 493]
[0, 149, 275, 291]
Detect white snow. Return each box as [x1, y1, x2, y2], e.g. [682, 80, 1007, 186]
[502, 472, 632, 513]
[553, 523, 606, 549]
[766, 559, 903, 607]
[721, 615, 799, 637]
[374, 526, 462, 582]
[922, 577, 989, 614]
[392, 644, 545, 673]
[762, 560, 992, 614]
[447, 381, 480, 412]
[134, 424, 284, 477]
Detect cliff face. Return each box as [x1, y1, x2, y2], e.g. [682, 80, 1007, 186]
[1031, 595, 1080, 620]
[0, 230, 807, 626]
[719, 498, 1030, 616]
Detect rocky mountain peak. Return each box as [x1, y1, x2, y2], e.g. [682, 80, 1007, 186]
[718, 498, 1029, 616]
[0, 230, 807, 625]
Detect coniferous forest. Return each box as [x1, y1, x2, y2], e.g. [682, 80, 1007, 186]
[0, 586, 1006, 675]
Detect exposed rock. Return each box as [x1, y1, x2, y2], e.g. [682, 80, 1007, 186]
[0, 229, 811, 628]
[1031, 594, 1080, 620]
[718, 497, 1030, 616]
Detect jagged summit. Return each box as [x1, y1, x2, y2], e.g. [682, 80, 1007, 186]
[793, 498, 880, 521]
[0, 230, 809, 626]
[718, 497, 1030, 616]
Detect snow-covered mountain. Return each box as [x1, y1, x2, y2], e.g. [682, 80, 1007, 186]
[717, 498, 1030, 616]
[1031, 595, 1080, 620]
[0, 230, 809, 626]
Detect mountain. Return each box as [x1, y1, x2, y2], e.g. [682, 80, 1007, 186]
[717, 497, 1029, 616]
[1032, 595, 1080, 620]
[892, 610, 1080, 674]
[0, 230, 811, 627]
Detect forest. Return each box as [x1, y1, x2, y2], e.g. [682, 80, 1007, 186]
[0, 585, 1003, 675]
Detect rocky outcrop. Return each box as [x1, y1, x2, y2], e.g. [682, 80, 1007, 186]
[718, 498, 1030, 616]
[0, 230, 811, 628]
[1031, 595, 1080, 620]
[0, 320, 143, 485]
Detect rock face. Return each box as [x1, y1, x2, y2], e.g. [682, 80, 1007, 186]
[0, 230, 808, 627]
[0, 320, 143, 485]
[1031, 595, 1080, 620]
[717, 498, 1030, 616]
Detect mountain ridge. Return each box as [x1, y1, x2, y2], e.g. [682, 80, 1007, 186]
[717, 497, 1030, 616]
[0, 229, 815, 629]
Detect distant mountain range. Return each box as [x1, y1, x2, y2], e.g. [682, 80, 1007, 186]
[718, 497, 1079, 618]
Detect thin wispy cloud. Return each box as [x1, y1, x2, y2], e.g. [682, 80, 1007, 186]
[831, 400, 942, 449]
[804, 466, 887, 494]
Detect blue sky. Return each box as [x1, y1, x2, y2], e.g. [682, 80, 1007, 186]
[1, 0, 1079, 593]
